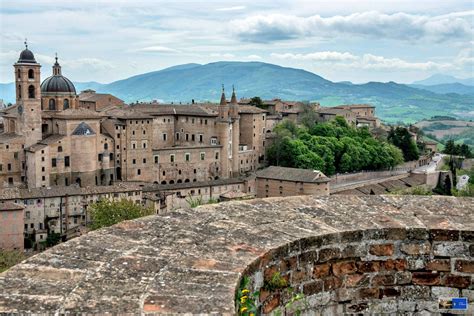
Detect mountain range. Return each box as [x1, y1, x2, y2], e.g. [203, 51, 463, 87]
[1, 62, 473, 123]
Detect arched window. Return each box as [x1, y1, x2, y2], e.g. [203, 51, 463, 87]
[58, 146, 63, 152]
[17, 69, 21, 79]
[28, 69, 34, 79]
[104, 143, 108, 150]
[49, 99, 56, 110]
[28, 85, 35, 99]
[18, 85, 21, 99]
[63, 99, 69, 110]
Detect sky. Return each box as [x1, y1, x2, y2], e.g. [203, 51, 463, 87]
[0, 0, 473, 84]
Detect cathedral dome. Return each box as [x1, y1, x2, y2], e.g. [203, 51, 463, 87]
[41, 75, 76, 94]
[18, 48, 36, 63]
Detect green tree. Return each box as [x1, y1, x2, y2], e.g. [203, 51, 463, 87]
[88, 199, 154, 230]
[388, 127, 420, 161]
[444, 140, 456, 155]
[249, 96, 263, 108]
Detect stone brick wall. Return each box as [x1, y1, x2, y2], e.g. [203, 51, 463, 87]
[242, 228, 474, 315]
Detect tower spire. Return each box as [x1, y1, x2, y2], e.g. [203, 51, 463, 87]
[230, 84, 237, 104]
[24, 38, 28, 49]
[220, 84, 227, 105]
[53, 53, 62, 76]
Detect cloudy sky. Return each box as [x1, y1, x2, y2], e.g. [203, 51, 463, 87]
[0, 0, 472, 84]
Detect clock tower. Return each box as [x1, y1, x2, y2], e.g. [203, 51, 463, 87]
[14, 41, 42, 147]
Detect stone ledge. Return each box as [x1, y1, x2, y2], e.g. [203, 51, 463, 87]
[0, 195, 472, 314]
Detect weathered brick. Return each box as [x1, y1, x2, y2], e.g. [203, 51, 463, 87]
[259, 289, 271, 302]
[407, 257, 427, 270]
[341, 244, 366, 258]
[406, 228, 429, 240]
[461, 231, 474, 242]
[401, 285, 431, 299]
[426, 259, 451, 272]
[313, 263, 331, 279]
[347, 302, 368, 313]
[400, 241, 431, 255]
[357, 288, 380, 300]
[334, 288, 354, 302]
[264, 265, 278, 282]
[299, 250, 317, 264]
[380, 287, 400, 298]
[395, 271, 412, 285]
[318, 248, 341, 262]
[432, 286, 459, 298]
[383, 259, 407, 271]
[340, 231, 363, 243]
[303, 280, 323, 295]
[292, 269, 310, 284]
[345, 274, 370, 288]
[442, 274, 471, 289]
[412, 272, 440, 286]
[430, 229, 460, 241]
[433, 242, 468, 257]
[357, 261, 381, 273]
[332, 261, 357, 276]
[369, 244, 394, 256]
[279, 256, 297, 273]
[262, 294, 280, 313]
[455, 260, 474, 273]
[371, 274, 395, 286]
[323, 276, 343, 291]
[470, 244, 474, 257]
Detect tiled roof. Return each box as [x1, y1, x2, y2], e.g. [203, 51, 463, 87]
[316, 108, 353, 116]
[131, 104, 218, 117]
[47, 108, 105, 120]
[333, 104, 375, 109]
[0, 201, 24, 211]
[79, 93, 123, 103]
[238, 105, 268, 114]
[256, 166, 329, 183]
[0, 133, 23, 144]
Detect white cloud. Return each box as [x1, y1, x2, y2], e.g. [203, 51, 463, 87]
[231, 10, 474, 42]
[137, 46, 181, 53]
[271, 51, 357, 62]
[271, 51, 452, 71]
[210, 53, 236, 58]
[216, 6, 246, 12]
[246, 54, 262, 60]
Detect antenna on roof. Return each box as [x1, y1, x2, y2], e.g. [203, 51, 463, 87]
[55, 52, 58, 63]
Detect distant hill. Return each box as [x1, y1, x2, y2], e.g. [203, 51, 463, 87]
[410, 83, 474, 95]
[413, 74, 474, 86]
[1, 61, 473, 123]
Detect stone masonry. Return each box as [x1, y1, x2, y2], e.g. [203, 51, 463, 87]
[0, 195, 472, 314]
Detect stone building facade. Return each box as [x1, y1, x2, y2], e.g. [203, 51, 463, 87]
[256, 166, 330, 198]
[0, 201, 24, 250]
[0, 45, 267, 190]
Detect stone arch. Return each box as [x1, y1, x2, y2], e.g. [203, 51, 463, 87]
[236, 228, 473, 315]
[64, 98, 70, 110]
[161, 181, 167, 185]
[177, 179, 182, 184]
[169, 180, 175, 184]
[28, 69, 34, 79]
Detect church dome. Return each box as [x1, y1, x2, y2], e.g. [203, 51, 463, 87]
[18, 48, 36, 63]
[41, 75, 76, 94]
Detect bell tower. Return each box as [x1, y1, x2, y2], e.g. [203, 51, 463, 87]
[14, 40, 42, 146]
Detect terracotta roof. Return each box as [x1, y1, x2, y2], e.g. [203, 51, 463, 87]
[46, 108, 105, 120]
[334, 104, 375, 109]
[131, 104, 217, 117]
[104, 108, 153, 119]
[316, 108, 353, 116]
[0, 133, 23, 144]
[79, 93, 123, 103]
[143, 178, 246, 192]
[0, 201, 24, 211]
[238, 105, 268, 114]
[256, 166, 329, 183]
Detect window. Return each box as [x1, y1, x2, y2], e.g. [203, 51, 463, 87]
[98, 154, 103, 162]
[48, 99, 56, 110]
[185, 134, 189, 141]
[185, 153, 190, 162]
[132, 159, 136, 164]
[18, 85, 21, 99]
[154, 155, 159, 164]
[0, 164, 2, 171]
[137, 169, 141, 175]
[104, 143, 108, 150]
[143, 130, 146, 135]
[211, 137, 218, 145]
[28, 85, 35, 99]
[42, 167, 45, 172]
[63, 99, 69, 110]
[65, 156, 70, 167]
[205, 119, 208, 125]
[52, 158, 57, 167]
[191, 134, 195, 141]
[58, 146, 63, 152]
[142, 141, 147, 149]
[132, 130, 135, 135]
[170, 154, 175, 163]
[199, 134, 203, 143]
[176, 133, 180, 140]
[143, 158, 146, 164]
[132, 143, 136, 149]
[200, 152, 205, 161]
[163, 133, 167, 141]
[215, 152, 219, 159]
[28, 69, 34, 79]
